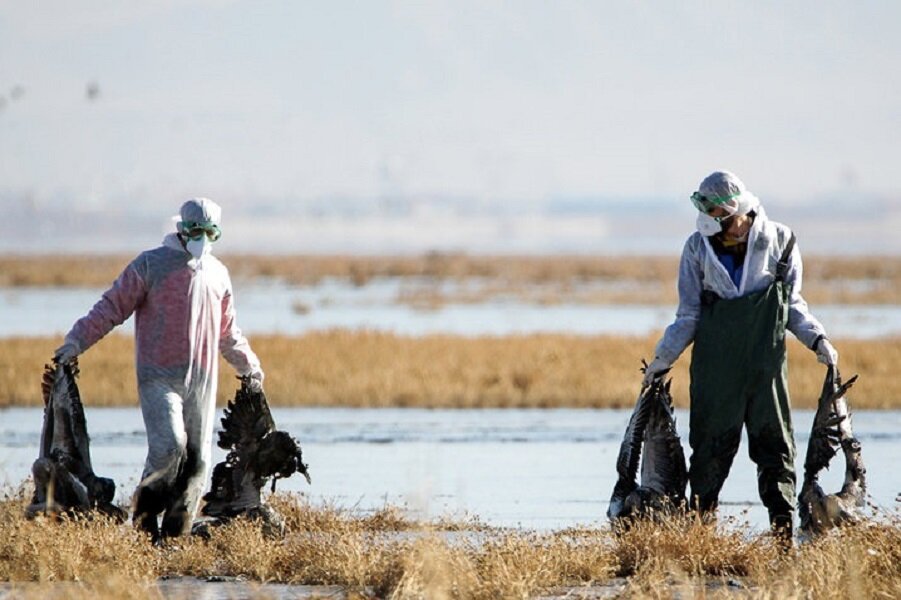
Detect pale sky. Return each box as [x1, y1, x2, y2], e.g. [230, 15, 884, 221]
[1, 1, 899, 211]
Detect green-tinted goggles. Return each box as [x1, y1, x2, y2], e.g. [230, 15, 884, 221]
[690, 191, 739, 214]
[178, 221, 221, 242]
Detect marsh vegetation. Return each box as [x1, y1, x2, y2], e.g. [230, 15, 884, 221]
[3, 254, 899, 597]
[2, 333, 900, 409]
[4, 253, 901, 305]
[0, 489, 898, 599]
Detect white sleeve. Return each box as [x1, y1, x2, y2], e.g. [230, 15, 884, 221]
[218, 275, 262, 376]
[784, 238, 828, 349]
[654, 236, 703, 365]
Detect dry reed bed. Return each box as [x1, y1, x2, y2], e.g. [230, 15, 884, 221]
[0, 490, 899, 599]
[4, 253, 901, 305]
[0, 253, 675, 288]
[1, 333, 900, 410]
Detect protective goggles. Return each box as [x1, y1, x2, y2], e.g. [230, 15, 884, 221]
[178, 221, 222, 242]
[690, 191, 739, 214]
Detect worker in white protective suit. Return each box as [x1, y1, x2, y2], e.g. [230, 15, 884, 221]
[641, 171, 838, 543]
[54, 198, 264, 541]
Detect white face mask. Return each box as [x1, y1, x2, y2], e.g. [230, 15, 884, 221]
[696, 212, 724, 236]
[185, 236, 211, 259]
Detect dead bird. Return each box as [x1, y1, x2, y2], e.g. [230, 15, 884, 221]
[26, 360, 126, 520]
[197, 376, 310, 537]
[799, 366, 866, 537]
[608, 365, 688, 522]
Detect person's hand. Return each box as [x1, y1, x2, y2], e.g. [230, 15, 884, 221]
[816, 338, 838, 366]
[248, 369, 265, 393]
[642, 357, 670, 388]
[53, 340, 79, 364]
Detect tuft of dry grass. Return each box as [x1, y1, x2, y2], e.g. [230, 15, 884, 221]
[612, 512, 771, 579]
[2, 333, 900, 409]
[0, 489, 155, 583]
[0, 485, 620, 599]
[774, 520, 901, 600]
[1, 487, 899, 599]
[4, 253, 901, 305]
[610, 510, 901, 600]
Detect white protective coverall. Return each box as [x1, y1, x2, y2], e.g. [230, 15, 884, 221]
[62, 199, 261, 538]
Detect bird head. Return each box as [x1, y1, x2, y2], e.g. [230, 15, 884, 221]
[259, 431, 312, 491]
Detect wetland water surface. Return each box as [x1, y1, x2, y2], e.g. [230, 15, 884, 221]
[3, 281, 901, 338]
[1, 407, 898, 531]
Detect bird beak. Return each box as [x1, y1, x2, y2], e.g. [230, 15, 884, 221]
[295, 451, 311, 484]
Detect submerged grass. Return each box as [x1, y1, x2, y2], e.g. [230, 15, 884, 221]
[4, 253, 901, 305]
[0, 488, 899, 599]
[1, 333, 900, 409]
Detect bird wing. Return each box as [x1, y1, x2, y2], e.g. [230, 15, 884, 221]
[217, 376, 276, 458]
[613, 382, 655, 492]
[39, 364, 56, 459]
[204, 377, 278, 515]
[640, 379, 687, 500]
[803, 366, 857, 478]
[63, 362, 93, 474]
[43, 361, 93, 475]
[800, 367, 864, 534]
[832, 377, 866, 504]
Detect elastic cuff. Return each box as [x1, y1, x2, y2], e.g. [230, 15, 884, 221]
[810, 334, 826, 351]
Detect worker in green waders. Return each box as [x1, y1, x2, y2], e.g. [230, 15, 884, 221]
[643, 170, 839, 541]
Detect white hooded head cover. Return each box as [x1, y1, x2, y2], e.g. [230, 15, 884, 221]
[180, 197, 222, 228]
[694, 171, 760, 236]
[696, 171, 760, 217]
[178, 198, 222, 259]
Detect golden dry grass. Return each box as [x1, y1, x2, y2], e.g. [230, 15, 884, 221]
[0, 253, 672, 288]
[0, 488, 619, 599]
[1, 333, 900, 409]
[611, 511, 901, 599]
[1, 488, 899, 599]
[3, 253, 901, 305]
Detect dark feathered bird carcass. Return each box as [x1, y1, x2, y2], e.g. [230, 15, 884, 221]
[608, 366, 688, 523]
[196, 376, 310, 538]
[26, 360, 126, 521]
[799, 366, 866, 538]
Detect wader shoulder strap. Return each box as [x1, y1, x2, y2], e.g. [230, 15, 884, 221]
[775, 232, 796, 282]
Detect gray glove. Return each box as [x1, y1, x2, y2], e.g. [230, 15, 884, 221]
[248, 369, 265, 393]
[53, 339, 79, 364]
[815, 338, 838, 366]
[642, 356, 670, 388]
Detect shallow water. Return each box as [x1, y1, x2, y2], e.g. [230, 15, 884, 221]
[0, 578, 354, 600]
[3, 280, 901, 338]
[1, 407, 898, 531]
